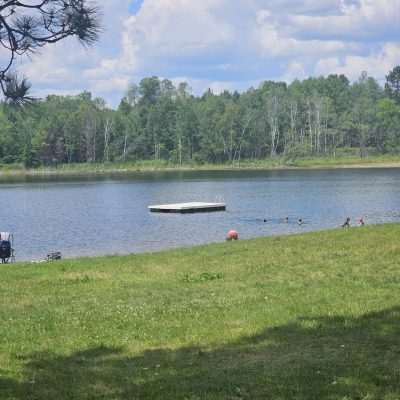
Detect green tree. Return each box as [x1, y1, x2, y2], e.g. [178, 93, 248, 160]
[385, 66, 400, 104]
[0, 0, 100, 103]
[377, 98, 400, 151]
[348, 73, 382, 157]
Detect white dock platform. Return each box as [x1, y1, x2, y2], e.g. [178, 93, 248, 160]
[149, 202, 226, 213]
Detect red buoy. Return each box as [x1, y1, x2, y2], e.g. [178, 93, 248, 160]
[227, 230, 239, 241]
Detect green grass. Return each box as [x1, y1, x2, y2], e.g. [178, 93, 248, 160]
[2, 154, 400, 179]
[285, 154, 400, 168]
[1, 224, 400, 399]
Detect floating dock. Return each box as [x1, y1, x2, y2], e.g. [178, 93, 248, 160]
[149, 202, 226, 214]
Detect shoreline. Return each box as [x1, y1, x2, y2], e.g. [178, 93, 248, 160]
[2, 158, 400, 178]
[13, 222, 399, 263]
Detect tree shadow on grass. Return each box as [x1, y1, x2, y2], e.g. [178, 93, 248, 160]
[1, 307, 400, 399]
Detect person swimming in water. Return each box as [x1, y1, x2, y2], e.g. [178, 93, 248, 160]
[297, 218, 303, 225]
[342, 217, 351, 228]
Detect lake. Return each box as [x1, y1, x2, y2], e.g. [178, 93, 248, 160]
[1, 168, 400, 261]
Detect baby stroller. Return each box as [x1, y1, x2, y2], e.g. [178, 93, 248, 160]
[0, 232, 15, 264]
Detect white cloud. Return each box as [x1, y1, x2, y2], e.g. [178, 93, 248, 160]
[1, 0, 399, 106]
[128, 0, 233, 54]
[315, 42, 400, 81]
[91, 77, 132, 93]
[290, 0, 400, 41]
[256, 19, 355, 57]
[282, 62, 307, 82]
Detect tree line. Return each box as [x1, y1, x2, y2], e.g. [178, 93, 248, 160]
[1, 66, 400, 167]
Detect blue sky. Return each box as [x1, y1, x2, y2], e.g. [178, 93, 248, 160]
[129, 0, 144, 14]
[10, 0, 400, 106]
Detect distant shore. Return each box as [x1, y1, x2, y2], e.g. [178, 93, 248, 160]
[1, 155, 400, 179]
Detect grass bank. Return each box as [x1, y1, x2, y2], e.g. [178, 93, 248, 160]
[1, 154, 400, 178]
[1, 224, 400, 399]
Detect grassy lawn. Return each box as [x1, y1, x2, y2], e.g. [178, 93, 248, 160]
[1, 224, 400, 399]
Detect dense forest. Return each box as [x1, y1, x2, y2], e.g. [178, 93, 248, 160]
[1, 66, 400, 167]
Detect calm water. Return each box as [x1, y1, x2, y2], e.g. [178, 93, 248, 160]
[1, 168, 400, 261]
